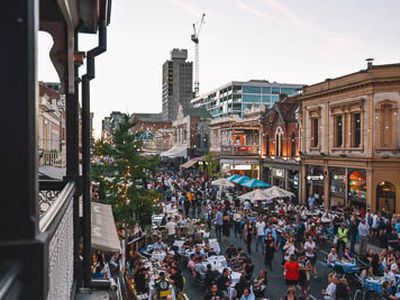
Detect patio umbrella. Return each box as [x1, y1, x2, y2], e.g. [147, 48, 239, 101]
[231, 175, 251, 185]
[238, 189, 268, 202]
[263, 186, 294, 199]
[211, 178, 235, 188]
[241, 178, 270, 189]
[227, 174, 241, 182]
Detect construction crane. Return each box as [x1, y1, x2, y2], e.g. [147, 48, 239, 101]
[191, 13, 205, 96]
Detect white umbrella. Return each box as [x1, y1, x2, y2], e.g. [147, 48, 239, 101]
[238, 189, 268, 202]
[211, 178, 235, 188]
[263, 186, 294, 199]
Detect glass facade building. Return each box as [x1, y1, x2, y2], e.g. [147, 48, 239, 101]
[191, 80, 303, 118]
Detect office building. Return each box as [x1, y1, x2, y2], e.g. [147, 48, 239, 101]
[162, 49, 193, 121]
[191, 80, 303, 118]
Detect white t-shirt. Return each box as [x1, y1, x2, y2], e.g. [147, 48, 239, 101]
[324, 282, 336, 300]
[165, 221, 177, 235]
[256, 221, 265, 236]
[304, 241, 316, 258]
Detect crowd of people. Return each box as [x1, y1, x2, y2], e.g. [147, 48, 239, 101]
[101, 166, 400, 299]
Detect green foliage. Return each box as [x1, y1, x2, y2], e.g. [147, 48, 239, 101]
[203, 152, 219, 177]
[91, 114, 161, 227]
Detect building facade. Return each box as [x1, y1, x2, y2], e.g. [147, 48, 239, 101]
[261, 96, 300, 200]
[191, 80, 303, 118]
[162, 49, 193, 121]
[171, 106, 211, 158]
[210, 108, 263, 178]
[101, 111, 124, 141]
[300, 62, 400, 214]
[38, 82, 66, 167]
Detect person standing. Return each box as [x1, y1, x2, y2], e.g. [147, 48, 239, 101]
[358, 219, 369, 257]
[165, 217, 177, 245]
[283, 254, 300, 287]
[304, 235, 318, 279]
[244, 220, 254, 254]
[214, 209, 223, 240]
[255, 217, 266, 253]
[264, 233, 275, 270]
[336, 223, 348, 257]
[348, 217, 358, 255]
[222, 213, 231, 240]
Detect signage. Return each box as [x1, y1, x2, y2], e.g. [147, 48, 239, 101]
[231, 165, 252, 170]
[333, 175, 345, 180]
[306, 175, 324, 181]
[272, 168, 285, 178]
[238, 146, 250, 151]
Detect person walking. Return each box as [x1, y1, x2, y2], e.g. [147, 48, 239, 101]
[244, 220, 254, 254]
[222, 212, 231, 240]
[348, 217, 358, 255]
[264, 233, 275, 270]
[214, 209, 223, 240]
[283, 254, 300, 287]
[358, 219, 369, 257]
[255, 217, 266, 253]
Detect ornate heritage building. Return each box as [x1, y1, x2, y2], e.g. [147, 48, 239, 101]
[299, 61, 400, 214]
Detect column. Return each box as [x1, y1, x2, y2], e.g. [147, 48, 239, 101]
[324, 165, 330, 208]
[366, 168, 374, 212]
[300, 164, 307, 205]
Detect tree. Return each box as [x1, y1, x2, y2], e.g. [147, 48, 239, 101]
[91, 114, 161, 227]
[200, 152, 219, 177]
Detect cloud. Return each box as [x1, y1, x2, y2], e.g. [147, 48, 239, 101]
[166, 0, 200, 17]
[261, 0, 307, 28]
[236, 0, 267, 17]
[318, 34, 362, 58]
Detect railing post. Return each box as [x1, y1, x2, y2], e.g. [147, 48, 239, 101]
[0, 1, 47, 299]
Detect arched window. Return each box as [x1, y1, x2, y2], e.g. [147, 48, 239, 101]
[291, 132, 296, 157]
[275, 127, 283, 157]
[376, 100, 398, 149]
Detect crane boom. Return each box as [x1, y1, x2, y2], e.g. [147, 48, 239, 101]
[191, 13, 205, 96]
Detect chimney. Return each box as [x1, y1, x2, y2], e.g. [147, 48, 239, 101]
[366, 58, 374, 71]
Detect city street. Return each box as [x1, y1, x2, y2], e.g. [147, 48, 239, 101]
[185, 227, 331, 300]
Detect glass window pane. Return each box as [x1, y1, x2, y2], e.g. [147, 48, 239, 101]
[262, 86, 271, 94]
[281, 87, 298, 95]
[262, 95, 271, 103]
[354, 113, 361, 147]
[271, 95, 279, 102]
[243, 94, 261, 102]
[242, 86, 261, 94]
[271, 87, 280, 94]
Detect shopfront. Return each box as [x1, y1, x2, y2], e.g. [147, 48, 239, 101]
[305, 165, 325, 206]
[376, 181, 396, 214]
[288, 170, 299, 203]
[220, 159, 260, 178]
[347, 169, 367, 209]
[329, 168, 346, 208]
[272, 168, 285, 189]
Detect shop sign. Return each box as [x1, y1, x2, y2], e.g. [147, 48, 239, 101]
[232, 165, 252, 170]
[333, 175, 345, 180]
[272, 168, 285, 178]
[306, 175, 324, 181]
[238, 146, 250, 151]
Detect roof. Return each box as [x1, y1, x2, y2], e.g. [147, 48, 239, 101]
[264, 95, 299, 123]
[39, 166, 66, 180]
[39, 82, 60, 99]
[185, 107, 212, 118]
[131, 112, 166, 122]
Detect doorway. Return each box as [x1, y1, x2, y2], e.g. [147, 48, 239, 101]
[376, 181, 396, 214]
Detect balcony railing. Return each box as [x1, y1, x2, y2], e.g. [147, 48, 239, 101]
[39, 180, 76, 300]
[221, 144, 260, 156]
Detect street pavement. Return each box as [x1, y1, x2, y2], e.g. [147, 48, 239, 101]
[184, 229, 332, 300]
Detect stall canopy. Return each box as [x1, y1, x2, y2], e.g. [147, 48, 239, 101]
[160, 144, 187, 158]
[91, 202, 121, 252]
[241, 178, 270, 189]
[227, 174, 241, 182]
[238, 189, 268, 202]
[179, 156, 204, 169]
[211, 178, 235, 188]
[263, 186, 294, 199]
[231, 175, 251, 185]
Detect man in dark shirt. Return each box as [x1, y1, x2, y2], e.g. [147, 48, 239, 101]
[204, 283, 225, 300]
[204, 264, 221, 290]
[216, 268, 231, 298]
[169, 267, 184, 294]
[134, 267, 149, 294]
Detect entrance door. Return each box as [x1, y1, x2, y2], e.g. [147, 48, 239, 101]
[376, 181, 396, 214]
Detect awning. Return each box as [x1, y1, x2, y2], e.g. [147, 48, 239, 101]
[91, 202, 121, 252]
[160, 144, 187, 158]
[179, 156, 204, 169]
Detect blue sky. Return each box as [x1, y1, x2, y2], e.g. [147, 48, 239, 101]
[38, 0, 400, 136]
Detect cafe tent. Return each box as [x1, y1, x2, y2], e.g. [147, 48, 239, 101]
[263, 186, 294, 199]
[227, 174, 241, 182]
[230, 175, 251, 185]
[211, 178, 235, 188]
[238, 189, 268, 202]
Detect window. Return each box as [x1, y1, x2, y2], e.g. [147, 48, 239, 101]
[242, 86, 261, 94]
[275, 127, 283, 156]
[281, 88, 298, 95]
[265, 135, 270, 156]
[271, 95, 279, 102]
[311, 118, 319, 147]
[291, 133, 296, 157]
[262, 95, 271, 103]
[334, 115, 343, 147]
[382, 104, 393, 148]
[262, 86, 271, 94]
[242, 94, 261, 103]
[352, 113, 361, 147]
[271, 87, 280, 94]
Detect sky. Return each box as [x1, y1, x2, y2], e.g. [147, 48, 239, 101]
[38, 0, 400, 137]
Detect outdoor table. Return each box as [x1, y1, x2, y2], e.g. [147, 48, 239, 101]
[334, 259, 359, 273]
[151, 251, 166, 262]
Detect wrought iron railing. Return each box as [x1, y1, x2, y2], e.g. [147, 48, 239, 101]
[39, 181, 75, 300]
[221, 144, 260, 156]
